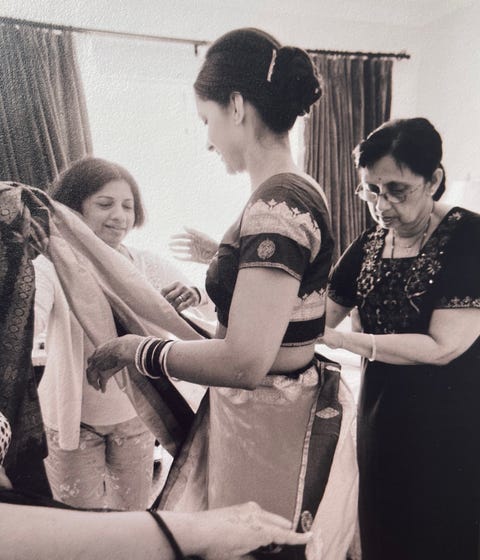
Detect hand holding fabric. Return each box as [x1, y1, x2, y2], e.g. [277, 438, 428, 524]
[190, 501, 312, 559]
[86, 334, 143, 392]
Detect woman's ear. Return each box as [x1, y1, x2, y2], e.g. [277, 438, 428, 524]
[230, 92, 245, 125]
[430, 167, 444, 195]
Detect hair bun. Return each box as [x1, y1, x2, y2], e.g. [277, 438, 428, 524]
[270, 46, 322, 116]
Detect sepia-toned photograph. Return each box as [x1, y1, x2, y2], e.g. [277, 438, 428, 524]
[1, 1, 479, 558]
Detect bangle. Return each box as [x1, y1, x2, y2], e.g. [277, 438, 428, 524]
[135, 337, 176, 379]
[160, 340, 177, 378]
[135, 336, 156, 373]
[135, 337, 171, 379]
[145, 339, 172, 379]
[147, 509, 186, 560]
[368, 333, 377, 362]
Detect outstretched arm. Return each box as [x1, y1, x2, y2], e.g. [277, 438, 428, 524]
[320, 308, 480, 366]
[0, 501, 311, 560]
[87, 267, 301, 391]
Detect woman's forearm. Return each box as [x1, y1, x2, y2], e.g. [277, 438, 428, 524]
[328, 330, 456, 366]
[166, 338, 267, 390]
[0, 503, 312, 559]
[0, 506, 174, 560]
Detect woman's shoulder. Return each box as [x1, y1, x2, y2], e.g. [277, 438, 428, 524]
[440, 206, 480, 242]
[250, 172, 330, 223]
[256, 172, 325, 201]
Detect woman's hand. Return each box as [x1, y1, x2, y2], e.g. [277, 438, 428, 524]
[86, 334, 143, 392]
[317, 326, 344, 350]
[161, 281, 200, 312]
[191, 502, 312, 560]
[169, 227, 218, 264]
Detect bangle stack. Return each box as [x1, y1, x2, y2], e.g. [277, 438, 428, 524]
[368, 333, 377, 362]
[134, 336, 176, 379]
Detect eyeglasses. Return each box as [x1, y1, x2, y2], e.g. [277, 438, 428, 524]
[355, 182, 424, 204]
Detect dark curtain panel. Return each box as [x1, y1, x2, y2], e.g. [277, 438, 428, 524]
[304, 54, 392, 258]
[0, 23, 92, 189]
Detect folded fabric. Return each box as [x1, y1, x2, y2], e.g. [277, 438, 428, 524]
[2, 182, 204, 456]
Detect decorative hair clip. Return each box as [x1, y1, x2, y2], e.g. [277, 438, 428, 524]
[266, 49, 277, 82]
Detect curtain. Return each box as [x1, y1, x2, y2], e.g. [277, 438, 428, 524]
[0, 23, 92, 189]
[304, 55, 392, 258]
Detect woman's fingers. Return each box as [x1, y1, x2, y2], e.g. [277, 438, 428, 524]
[161, 282, 199, 309]
[169, 238, 194, 248]
[169, 228, 218, 264]
[275, 528, 312, 546]
[235, 502, 312, 548]
[86, 335, 141, 391]
[86, 349, 119, 393]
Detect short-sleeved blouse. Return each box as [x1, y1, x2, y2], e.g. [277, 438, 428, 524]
[328, 207, 480, 334]
[205, 173, 334, 346]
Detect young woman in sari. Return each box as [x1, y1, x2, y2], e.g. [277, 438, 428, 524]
[87, 28, 358, 559]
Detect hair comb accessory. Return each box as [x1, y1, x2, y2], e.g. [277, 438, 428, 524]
[266, 48, 277, 82]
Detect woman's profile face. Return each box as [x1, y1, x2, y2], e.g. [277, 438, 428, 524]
[80, 179, 135, 249]
[195, 94, 244, 174]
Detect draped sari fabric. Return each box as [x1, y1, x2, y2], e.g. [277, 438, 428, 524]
[0, 182, 203, 458]
[0, 183, 51, 494]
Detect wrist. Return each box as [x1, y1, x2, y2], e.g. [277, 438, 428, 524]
[160, 512, 197, 557]
[368, 333, 377, 362]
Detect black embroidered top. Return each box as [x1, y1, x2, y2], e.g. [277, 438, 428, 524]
[205, 173, 334, 346]
[328, 207, 480, 334]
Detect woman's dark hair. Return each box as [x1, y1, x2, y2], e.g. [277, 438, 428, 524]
[51, 157, 146, 226]
[194, 28, 322, 134]
[353, 118, 446, 200]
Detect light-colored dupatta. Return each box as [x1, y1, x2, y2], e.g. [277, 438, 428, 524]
[25, 184, 203, 456]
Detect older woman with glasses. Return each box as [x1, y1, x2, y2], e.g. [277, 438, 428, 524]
[321, 118, 480, 560]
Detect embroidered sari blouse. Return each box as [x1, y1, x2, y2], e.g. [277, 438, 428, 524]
[205, 173, 334, 346]
[328, 207, 480, 335]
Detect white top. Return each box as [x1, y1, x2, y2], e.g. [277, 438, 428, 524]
[34, 246, 191, 450]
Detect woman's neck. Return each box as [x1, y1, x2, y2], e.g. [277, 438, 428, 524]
[246, 136, 299, 192]
[394, 200, 435, 239]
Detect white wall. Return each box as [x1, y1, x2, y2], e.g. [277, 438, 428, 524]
[416, 2, 480, 183]
[1, 0, 478, 188]
[1, 0, 421, 115]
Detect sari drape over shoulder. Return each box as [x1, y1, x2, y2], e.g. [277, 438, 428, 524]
[0, 182, 202, 458]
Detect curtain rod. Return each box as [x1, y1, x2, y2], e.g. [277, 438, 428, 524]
[307, 47, 410, 60]
[1, 16, 410, 59]
[0, 16, 209, 49]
